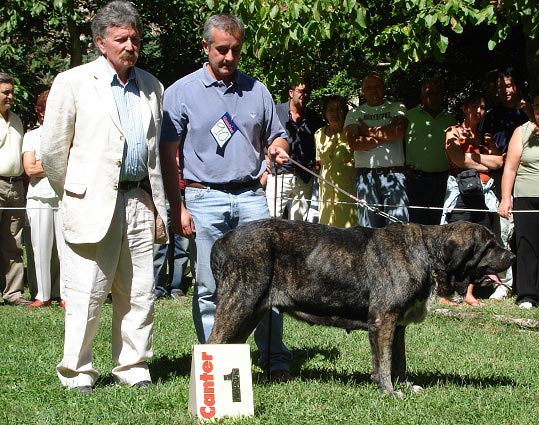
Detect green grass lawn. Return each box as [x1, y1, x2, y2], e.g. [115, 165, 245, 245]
[2, 295, 539, 424]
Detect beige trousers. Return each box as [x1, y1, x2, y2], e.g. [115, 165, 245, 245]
[265, 173, 313, 220]
[0, 179, 25, 302]
[56, 187, 155, 387]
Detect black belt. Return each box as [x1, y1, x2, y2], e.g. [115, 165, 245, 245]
[407, 168, 449, 177]
[117, 178, 151, 193]
[0, 175, 23, 183]
[185, 179, 259, 192]
[356, 167, 406, 175]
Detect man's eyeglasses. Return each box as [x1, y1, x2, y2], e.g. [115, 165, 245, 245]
[294, 88, 310, 96]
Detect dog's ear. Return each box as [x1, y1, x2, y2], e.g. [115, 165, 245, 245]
[442, 222, 488, 294]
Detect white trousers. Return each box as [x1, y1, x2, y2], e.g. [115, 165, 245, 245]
[266, 173, 313, 220]
[56, 187, 156, 387]
[26, 197, 65, 301]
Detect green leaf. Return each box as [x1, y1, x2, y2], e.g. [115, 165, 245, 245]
[270, 5, 279, 19]
[436, 34, 448, 53]
[356, 7, 367, 29]
[206, 0, 215, 10]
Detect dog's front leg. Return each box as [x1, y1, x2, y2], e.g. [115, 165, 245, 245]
[368, 313, 403, 398]
[391, 325, 406, 384]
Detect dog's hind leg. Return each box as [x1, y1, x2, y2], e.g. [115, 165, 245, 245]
[368, 313, 403, 398]
[208, 304, 265, 344]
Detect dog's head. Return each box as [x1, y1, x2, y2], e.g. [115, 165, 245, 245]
[436, 221, 515, 296]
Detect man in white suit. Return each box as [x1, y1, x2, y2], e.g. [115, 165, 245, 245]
[41, 1, 167, 395]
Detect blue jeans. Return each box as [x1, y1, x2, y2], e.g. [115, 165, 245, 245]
[153, 202, 190, 298]
[185, 184, 291, 372]
[355, 170, 409, 228]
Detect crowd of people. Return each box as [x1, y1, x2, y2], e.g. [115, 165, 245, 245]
[1, 0, 538, 395]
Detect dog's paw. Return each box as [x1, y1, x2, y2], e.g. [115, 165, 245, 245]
[391, 390, 405, 399]
[403, 381, 424, 394]
[382, 389, 405, 399]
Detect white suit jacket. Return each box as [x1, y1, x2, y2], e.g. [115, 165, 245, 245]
[41, 58, 168, 245]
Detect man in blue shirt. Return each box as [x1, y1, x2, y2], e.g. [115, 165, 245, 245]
[160, 13, 292, 381]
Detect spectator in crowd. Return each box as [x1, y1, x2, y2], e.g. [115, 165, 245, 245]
[498, 88, 539, 309]
[22, 89, 66, 308]
[315, 95, 358, 227]
[154, 157, 191, 302]
[41, 1, 167, 394]
[483, 68, 530, 299]
[441, 92, 503, 306]
[344, 73, 409, 227]
[0, 72, 29, 306]
[405, 79, 457, 225]
[266, 78, 324, 220]
[160, 13, 292, 381]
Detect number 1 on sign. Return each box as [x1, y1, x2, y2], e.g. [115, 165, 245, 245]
[223, 368, 241, 402]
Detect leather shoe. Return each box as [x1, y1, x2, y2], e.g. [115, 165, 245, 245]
[269, 370, 293, 383]
[73, 385, 93, 395]
[5, 297, 31, 306]
[27, 299, 52, 308]
[131, 380, 155, 390]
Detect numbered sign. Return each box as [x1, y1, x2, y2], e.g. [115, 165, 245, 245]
[188, 344, 254, 420]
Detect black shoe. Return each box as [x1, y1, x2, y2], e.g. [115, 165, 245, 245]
[131, 380, 155, 390]
[269, 370, 293, 383]
[72, 385, 93, 395]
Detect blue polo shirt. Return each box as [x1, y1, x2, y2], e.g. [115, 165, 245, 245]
[161, 64, 287, 184]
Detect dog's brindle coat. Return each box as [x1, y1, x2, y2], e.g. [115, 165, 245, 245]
[207, 219, 515, 396]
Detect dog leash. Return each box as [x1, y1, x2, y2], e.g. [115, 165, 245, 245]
[286, 157, 403, 224]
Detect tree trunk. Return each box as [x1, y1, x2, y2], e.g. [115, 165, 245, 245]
[66, 0, 83, 68]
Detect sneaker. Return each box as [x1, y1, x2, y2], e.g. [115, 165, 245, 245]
[171, 290, 188, 301]
[489, 285, 509, 300]
[518, 301, 533, 310]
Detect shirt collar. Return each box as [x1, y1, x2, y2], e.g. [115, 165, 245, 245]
[99, 56, 137, 87]
[201, 62, 242, 88]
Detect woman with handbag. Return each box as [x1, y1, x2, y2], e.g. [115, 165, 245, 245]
[441, 92, 504, 306]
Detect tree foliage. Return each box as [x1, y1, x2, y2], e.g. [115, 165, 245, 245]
[1, 0, 538, 124]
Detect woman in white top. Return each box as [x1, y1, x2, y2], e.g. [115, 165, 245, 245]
[23, 90, 65, 308]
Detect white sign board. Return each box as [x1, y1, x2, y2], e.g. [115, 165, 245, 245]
[188, 344, 254, 420]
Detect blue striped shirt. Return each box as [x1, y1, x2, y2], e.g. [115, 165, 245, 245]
[106, 60, 148, 182]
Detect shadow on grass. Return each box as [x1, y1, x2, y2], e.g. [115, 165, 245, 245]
[95, 345, 516, 391]
[407, 371, 516, 389]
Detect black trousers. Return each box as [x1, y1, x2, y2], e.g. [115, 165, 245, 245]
[405, 170, 448, 225]
[513, 197, 539, 303]
[446, 192, 494, 230]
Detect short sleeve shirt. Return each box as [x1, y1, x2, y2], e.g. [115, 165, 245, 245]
[344, 100, 406, 168]
[22, 126, 57, 199]
[161, 64, 287, 183]
[404, 106, 457, 172]
[482, 104, 529, 154]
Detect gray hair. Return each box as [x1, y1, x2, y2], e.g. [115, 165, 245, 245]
[91, 1, 142, 53]
[0, 72, 14, 85]
[203, 13, 244, 45]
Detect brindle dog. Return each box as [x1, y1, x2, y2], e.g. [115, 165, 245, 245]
[207, 219, 515, 397]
